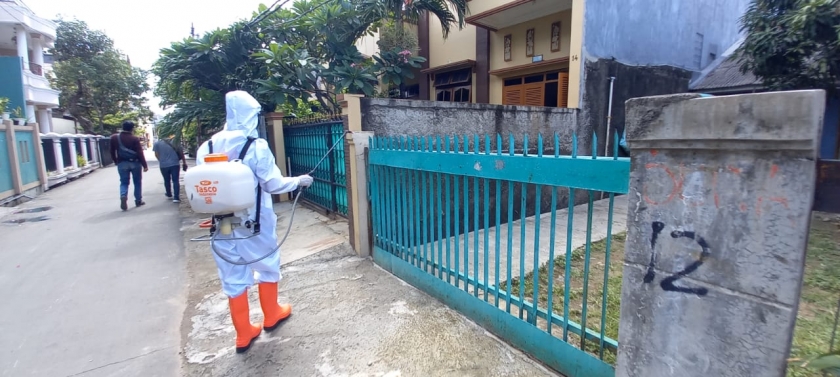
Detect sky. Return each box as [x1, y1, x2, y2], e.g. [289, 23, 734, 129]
[24, 0, 274, 115]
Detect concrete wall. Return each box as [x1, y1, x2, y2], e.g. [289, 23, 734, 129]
[583, 59, 693, 157]
[583, 0, 750, 71]
[576, 0, 750, 158]
[489, 11, 572, 72]
[360, 98, 590, 154]
[428, 14, 476, 69]
[360, 97, 595, 237]
[356, 29, 381, 58]
[466, 0, 513, 15]
[617, 91, 825, 377]
[0, 56, 26, 114]
[52, 117, 77, 134]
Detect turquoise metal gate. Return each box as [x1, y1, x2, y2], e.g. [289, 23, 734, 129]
[284, 117, 348, 216]
[369, 133, 630, 377]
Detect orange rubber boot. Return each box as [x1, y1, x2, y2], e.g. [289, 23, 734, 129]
[258, 282, 292, 332]
[228, 292, 262, 353]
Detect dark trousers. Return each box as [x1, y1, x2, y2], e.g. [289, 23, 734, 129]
[160, 165, 181, 199]
[118, 161, 143, 202]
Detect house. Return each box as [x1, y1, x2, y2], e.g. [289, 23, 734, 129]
[690, 38, 840, 159]
[0, 0, 60, 133]
[358, 0, 750, 155]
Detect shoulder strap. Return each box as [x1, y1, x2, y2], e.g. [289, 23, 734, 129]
[115, 133, 136, 157]
[164, 139, 184, 159]
[208, 140, 213, 154]
[239, 137, 262, 234]
[163, 139, 176, 151]
[239, 137, 256, 160]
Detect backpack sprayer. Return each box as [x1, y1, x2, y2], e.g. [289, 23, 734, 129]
[185, 129, 350, 266]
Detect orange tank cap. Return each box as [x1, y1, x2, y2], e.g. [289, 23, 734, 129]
[204, 153, 229, 163]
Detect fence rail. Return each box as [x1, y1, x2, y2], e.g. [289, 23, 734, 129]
[370, 132, 629, 377]
[283, 118, 348, 216]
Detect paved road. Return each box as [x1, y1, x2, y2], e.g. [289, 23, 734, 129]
[0, 152, 185, 377]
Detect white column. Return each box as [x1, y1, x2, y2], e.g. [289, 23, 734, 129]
[37, 109, 50, 134]
[86, 139, 95, 163]
[31, 35, 43, 66]
[91, 139, 99, 163]
[47, 110, 54, 132]
[15, 27, 29, 70]
[69, 139, 78, 169]
[25, 105, 35, 124]
[53, 140, 64, 174]
[80, 137, 89, 165]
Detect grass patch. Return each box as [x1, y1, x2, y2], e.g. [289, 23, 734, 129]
[787, 219, 840, 377]
[510, 232, 626, 365]
[507, 217, 840, 374]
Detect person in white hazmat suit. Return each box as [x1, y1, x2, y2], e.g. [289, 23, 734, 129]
[196, 91, 313, 353]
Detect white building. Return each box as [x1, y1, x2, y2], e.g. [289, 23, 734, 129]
[0, 0, 60, 133]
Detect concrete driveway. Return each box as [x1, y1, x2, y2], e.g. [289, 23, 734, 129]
[0, 152, 185, 377]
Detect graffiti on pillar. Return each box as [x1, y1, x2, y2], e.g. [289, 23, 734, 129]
[640, 161, 790, 222]
[643, 221, 712, 297]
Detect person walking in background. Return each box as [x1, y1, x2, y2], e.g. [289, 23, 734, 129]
[153, 136, 188, 203]
[110, 121, 148, 211]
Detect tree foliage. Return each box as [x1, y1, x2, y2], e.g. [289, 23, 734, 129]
[152, 0, 467, 149]
[737, 0, 840, 93]
[50, 19, 151, 135]
[377, 21, 419, 54]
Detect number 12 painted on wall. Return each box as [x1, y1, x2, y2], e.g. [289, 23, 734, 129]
[643, 221, 712, 296]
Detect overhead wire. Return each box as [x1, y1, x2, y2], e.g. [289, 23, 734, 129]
[247, 0, 336, 29]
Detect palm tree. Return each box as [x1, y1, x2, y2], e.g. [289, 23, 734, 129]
[360, 0, 468, 38]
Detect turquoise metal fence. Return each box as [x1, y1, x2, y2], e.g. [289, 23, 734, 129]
[0, 132, 13, 193]
[15, 131, 38, 185]
[284, 118, 348, 216]
[369, 133, 629, 377]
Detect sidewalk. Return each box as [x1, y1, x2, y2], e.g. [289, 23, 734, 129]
[178, 200, 558, 376]
[0, 152, 185, 377]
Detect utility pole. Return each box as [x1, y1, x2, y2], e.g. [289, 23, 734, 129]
[190, 22, 202, 152]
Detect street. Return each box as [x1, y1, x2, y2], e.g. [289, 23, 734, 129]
[0, 152, 185, 377]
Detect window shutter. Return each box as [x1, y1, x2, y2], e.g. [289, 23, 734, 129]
[503, 87, 522, 105]
[558, 73, 570, 108]
[523, 83, 544, 107]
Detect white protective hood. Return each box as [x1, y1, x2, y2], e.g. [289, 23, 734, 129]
[224, 91, 261, 139]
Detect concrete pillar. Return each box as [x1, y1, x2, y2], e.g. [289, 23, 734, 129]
[616, 91, 826, 377]
[339, 94, 363, 133]
[80, 137, 89, 165]
[93, 137, 102, 165]
[265, 112, 289, 203]
[4, 120, 23, 194]
[30, 35, 43, 67]
[52, 139, 64, 174]
[87, 139, 96, 163]
[31, 126, 48, 190]
[15, 27, 28, 70]
[567, 0, 584, 109]
[347, 131, 373, 256]
[339, 94, 367, 256]
[68, 139, 79, 169]
[37, 109, 50, 134]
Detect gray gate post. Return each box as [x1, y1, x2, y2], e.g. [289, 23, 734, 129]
[617, 91, 826, 377]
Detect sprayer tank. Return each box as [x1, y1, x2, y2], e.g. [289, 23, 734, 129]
[184, 154, 257, 215]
